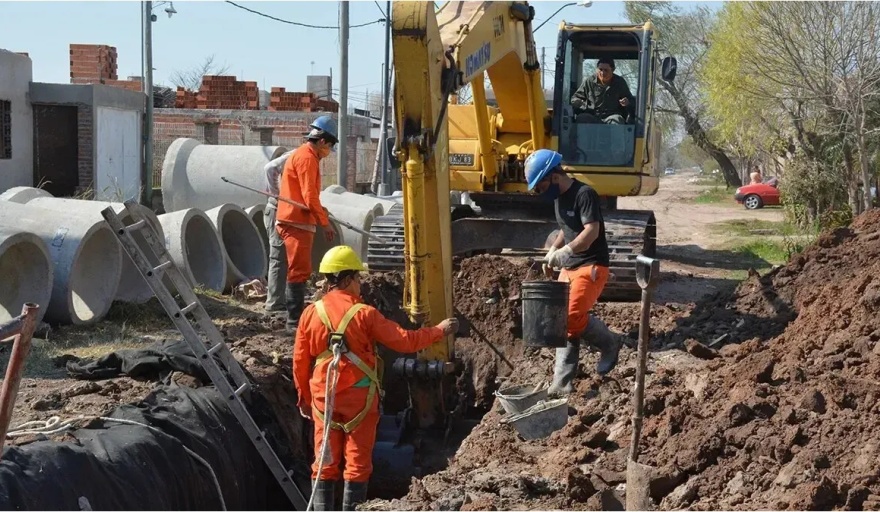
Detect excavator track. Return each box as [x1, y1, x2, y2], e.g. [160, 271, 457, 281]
[367, 204, 656, 302]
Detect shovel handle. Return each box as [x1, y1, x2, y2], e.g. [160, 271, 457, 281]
[629, 255, 660, 463]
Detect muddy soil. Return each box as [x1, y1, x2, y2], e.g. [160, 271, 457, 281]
[362, 210, 880, 511]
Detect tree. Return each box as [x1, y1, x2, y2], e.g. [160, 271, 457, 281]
[624, 1, 742, 187]
[169, 55, 231, 91]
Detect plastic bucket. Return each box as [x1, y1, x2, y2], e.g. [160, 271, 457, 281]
[521, 280, 569, 348]
[494, 384, 549, 415]
[501, 399, 569, 440]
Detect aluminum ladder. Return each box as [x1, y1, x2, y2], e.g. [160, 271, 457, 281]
[100, 200, 307, 510]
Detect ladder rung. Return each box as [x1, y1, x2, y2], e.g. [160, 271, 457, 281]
[233, 383, 250, 397]
[125, 220, 147, 233]
[150, 260, 173, 275]
[207, 342, 224, 355]
[179, 302, 198, 316]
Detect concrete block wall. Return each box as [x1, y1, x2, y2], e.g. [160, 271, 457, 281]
[0, 50, 34, 191]
[76, 106, 94, 193]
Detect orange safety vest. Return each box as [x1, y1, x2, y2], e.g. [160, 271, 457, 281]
[312, 301, 385, 433]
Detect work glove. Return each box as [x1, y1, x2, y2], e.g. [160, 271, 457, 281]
[544, 244, 574, 270]
[438, 318, 460, 336]
[542, 246, 558, 278]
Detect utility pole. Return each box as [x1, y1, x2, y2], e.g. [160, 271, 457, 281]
[143, 0, 154, 208]
[337, 0, 350, 189]
[379, 0, 392, 195]
[541, 46, 545, 91]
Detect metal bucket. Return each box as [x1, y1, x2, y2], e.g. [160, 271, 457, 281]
[494, 383, 549, 415]
[521, 281, 569, 348]
[501, 398, 569, 440]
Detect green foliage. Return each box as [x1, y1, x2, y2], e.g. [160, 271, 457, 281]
[692, 186, 732, 205]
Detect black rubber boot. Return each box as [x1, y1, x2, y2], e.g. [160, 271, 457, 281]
[342, 480, 368, 511]
[548, 339, 580, 397]
[311, 479, 337, 511]
[285, 282, 306, 333]
[583, 315, 623, 376]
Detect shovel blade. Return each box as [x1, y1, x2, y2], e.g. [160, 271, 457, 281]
[626, 458, 654, 511]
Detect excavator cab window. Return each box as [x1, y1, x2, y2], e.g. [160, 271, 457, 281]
[554, 29, 650, 168]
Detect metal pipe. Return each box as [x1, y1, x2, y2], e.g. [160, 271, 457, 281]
[337, 0, 350, 188]
[380, 0, 392, 192]
[0, 303, 40, 453]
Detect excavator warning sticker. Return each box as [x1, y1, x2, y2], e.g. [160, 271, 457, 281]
[465, 42, 491, 78]
[450, 153, 475, 166]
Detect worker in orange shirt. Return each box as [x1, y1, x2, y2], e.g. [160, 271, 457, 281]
[277, 115, 337, 333]
[293, 245, 459, 511]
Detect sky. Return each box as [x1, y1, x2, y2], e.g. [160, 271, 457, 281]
[0, 0, 713, 112]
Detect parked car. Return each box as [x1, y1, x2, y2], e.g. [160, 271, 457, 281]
[735, 177, 780, 209]
[664, 167, 675, 175]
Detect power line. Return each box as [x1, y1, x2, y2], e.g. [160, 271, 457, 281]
[373, 0, 387, 19]
[225, 1, 384, 29]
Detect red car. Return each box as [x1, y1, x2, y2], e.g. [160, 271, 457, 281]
[734, 178, 781, 209]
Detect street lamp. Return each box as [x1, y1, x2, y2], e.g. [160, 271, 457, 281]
[534, 0, 592, 32]
[142, 1, 175, 207]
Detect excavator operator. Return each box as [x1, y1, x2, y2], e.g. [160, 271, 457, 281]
[526, 149, 631, 396]
[293, 245, 459, 511]
[570, 57, 635, 125]
[276, 115, 337, 334]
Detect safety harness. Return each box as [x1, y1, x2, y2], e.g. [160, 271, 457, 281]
[311, 300, 384, 433]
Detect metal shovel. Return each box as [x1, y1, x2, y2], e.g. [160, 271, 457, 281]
[626, 255, 660, 511]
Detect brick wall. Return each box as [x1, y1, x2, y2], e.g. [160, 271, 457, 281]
[152, 109, 375, 190]
[77, 105, 93, 193]
[68, 44, 143, 92]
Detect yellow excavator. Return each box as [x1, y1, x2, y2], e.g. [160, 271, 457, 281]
[367, 0, 676, 493]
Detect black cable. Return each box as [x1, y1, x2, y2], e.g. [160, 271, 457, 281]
[373, 0, 387, 19]
[225, 1, 384, 29]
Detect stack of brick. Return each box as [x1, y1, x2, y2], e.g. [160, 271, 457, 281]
[196, 76, 259, 110]
[68, 44, 143, 92]
[175, 87, 198, 109]
[269, 88, 338, 113]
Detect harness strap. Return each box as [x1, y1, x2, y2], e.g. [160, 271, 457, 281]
[311, 300, 383, 433]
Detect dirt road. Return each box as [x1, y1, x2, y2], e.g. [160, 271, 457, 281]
[619, 171, 784, 303]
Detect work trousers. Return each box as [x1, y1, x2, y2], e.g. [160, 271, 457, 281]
[264, 205, 287, 310]
[576, 113, 626, 125]
[311, 386, 380, 483]
[558, 264, 610, 339]
[277, 223, 315, 283]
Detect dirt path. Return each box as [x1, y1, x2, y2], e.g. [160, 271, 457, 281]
[618, 171, 784, 304]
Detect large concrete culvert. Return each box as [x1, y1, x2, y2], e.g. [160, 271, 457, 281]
[244, 203, 269, 271]
[27, 198, 165, 304]
[158, 208, 226, 292]
[0, 186, 53, 204]
[0, 202, 122, 325]
[0, 228, 53, 326]
[160, 138, 289, 212]
[205, 204, 268, 290]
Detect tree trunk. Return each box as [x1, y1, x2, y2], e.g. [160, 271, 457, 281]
[659, 80, 742, 187]
[843, 143, 862, 216]
[856, 123, 874, 212]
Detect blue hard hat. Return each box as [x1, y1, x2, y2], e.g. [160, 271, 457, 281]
[308, 115, 339, 144]
[525, 149, 563, 190]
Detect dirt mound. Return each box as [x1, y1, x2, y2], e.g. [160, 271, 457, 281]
[368, 210, 880, 511]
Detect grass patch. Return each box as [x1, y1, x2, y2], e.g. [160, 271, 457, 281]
[692, 186, 734, 205]
[710, 219, 799, 237]
[731, 239, 789, 265]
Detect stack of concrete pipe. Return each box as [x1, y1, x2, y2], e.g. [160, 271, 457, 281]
[157, 208, 226, 293]
[0, 227, 52, 326]
[320, 186, 397, 261]
[0, 201, 121, 325]
[244, 204, 269, 264]
[205, 204, 268, 291]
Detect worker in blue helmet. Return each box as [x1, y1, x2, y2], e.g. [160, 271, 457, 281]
[276, 114, 339, 334]
[524, 149, 630, 395]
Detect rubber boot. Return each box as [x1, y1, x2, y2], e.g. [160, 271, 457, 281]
[342, 480, 369, 511]
[286, 282, 306, 333]
[548, 339, 580, 397]
[311, 479, 337, 511]
[582, 315, 623, 376]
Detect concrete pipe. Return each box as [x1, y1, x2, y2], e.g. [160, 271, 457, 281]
[311, 219, 343, 272]
[0, 228, 53, 326]
[322, 186, 397, 215]
[244, 203, 269, 270]
[158, 208, 226, 292]
[0, 186, 53, 204]
[0, 202, 122, 326]
[161, 138, 288, 213]
[205, 204, 268, 290]
[320, 191, 384, 221]
[323, 204, 375, 262]
[28, 198, 165, 304]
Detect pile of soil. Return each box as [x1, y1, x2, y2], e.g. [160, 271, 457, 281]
[366, 210, 880, 511]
